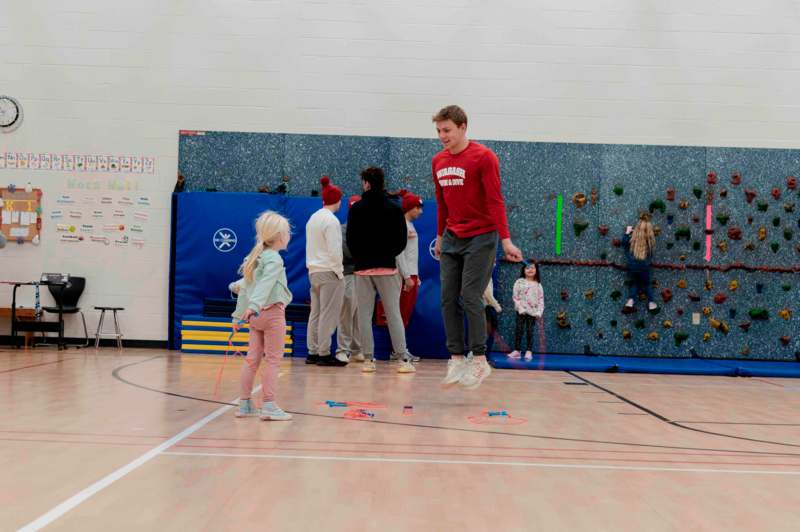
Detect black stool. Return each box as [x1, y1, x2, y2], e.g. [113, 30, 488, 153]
[94, 306, 124, 348]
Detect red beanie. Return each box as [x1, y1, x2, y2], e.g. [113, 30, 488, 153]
[348, 195, 361, 208]
[401, 191, 423, 213]
[320, 176, 343, 206]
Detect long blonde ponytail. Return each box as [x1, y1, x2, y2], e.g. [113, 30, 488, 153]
[630, 214, 655, 261]
[238, 210, 290, 282]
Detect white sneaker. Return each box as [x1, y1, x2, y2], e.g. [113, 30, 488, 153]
[335, 351, 350, 363]
[624, 298, 634, 308]
[459, 357, 492, 390]
[260, 402, 292, 421]
[441, 357, 467, 387]
[397, 361, 416, 373]
[524, 351, 533, 361]
[507, 350, 521, 359]
[350, 353, 365, 363]
[389, 351, 402, 361]
[362, 360, 376, 373]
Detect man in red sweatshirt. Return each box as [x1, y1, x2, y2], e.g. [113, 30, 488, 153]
[432, 105, 523, 390]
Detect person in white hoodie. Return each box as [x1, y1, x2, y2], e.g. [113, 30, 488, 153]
[305, 176, 347, 367]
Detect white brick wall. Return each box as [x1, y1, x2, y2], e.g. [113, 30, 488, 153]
[1, 0, 798, 340]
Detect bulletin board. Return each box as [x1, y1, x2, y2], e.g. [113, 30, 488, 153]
[0, 187, 42, 243]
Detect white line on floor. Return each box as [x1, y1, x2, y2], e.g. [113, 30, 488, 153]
[16, 386, 259, 532]
[161, 451, 800, 476]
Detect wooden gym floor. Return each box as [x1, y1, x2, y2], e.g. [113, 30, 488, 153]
[2, 347, 800, 531]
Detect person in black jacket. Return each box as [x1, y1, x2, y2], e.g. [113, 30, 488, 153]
[346, 167, 415, 373]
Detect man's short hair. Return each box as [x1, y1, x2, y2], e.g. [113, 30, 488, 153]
[432, 105, 468, 127]
[360, 166, 385, 191]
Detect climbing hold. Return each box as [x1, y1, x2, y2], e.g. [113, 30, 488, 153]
[727, 227, 742, 240]
[665, 241, 674, 249]
[634, 319, 645, 329]
[676, 308, 685, 316]
[709, 318, 730, 334]
[778, 308, 792, 320]
[773, 217, 782, 227]
[782, 284, 791, 291]
[622, 329, 632, 340]
[688, 292, 701, 302]
[662, 319, 672, 329]
[713, 293, 727, 304]
[591, 188, 598, 205]
[788, 176, 797, 190]
[729, 280, 739, 291]
[573, 221, 589, 236]
[771, 242, 780, 253]
[572, 192, 587, 208]
[702, 306, 712, 316]
[748, 308, 769, 320]
[747, 216, 754, 225]
[739, 321, 751, 332]
[772, 187, 782, 200]
[674, 332, 689, 346]
[715, 213, 730, 225]
[719, 188, 728, 198]
[692, 187, 702, 199]
[597, 331, 604, 339]
[666, 214, 674, 224]
[613, 185, 624, 196]
[611, 238, 622, 248]
[692, 215, 701, 224]
[741, 346, 751, 356]
[660, 288, 673, 303]
[597, 224, 609, 236]
[653, 225, 662, 236]
[717, 240, 728, 253]
[610, 290, 622, 301]
[556, 311, 571, 329]
[757, 201, 769, 212]
[707, 171, 717, 184]
[744, 189, 757, 203]
[704, 279, 713, 291]
[647, 331, 659, 342]
[610, 319, 618, 327]
[758, 227, 767, 241]
[784, 229, 793, 241]
[677, 279, 687, 289]
[560, 289, 569, 301]
[600, 251, 608, 260]
[744, 241, 756, 251]
[679, 254, 687, 262]
[675, 226, 691, 241]
[584, 289, 595, 300]
[703, 332, 711, 342]
[692, 241, 701, 251]
[586, 317, 594, 326]
[666, 188, 675, 201]
[784, 202, 795, 213]
[679, 199, 689, 210]
[731, 172, 742, 185]
[781, 336, 791, 347]
[649, 199, 666, 214]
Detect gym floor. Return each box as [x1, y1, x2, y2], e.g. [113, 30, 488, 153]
[3, 348, 799, 531]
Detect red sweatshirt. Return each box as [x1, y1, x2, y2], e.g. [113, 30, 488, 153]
[432, 141, 511, 240]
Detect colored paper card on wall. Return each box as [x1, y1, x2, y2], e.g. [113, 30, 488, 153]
[98, 155, 108, 171]
[51, 154, 63, 170]
[87, 155, 98, 171]
[109, 156, 120, 172]
[132, 157, 143, 173]
[0, 153, 5, 169]
[63, 155, 75, 171]
[137, 196, 151, 206]
[57, 195, 75, 204]
[50, 210, 63, 219]
[40, 153, 52, 170]
[17, 153, 29, 168]
[75, 155, 86, 171]
[5, 153, 17, 168]
[143, 157, 155, 174]
[29, 153, 40, 169]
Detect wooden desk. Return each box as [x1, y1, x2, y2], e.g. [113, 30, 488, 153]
[0, 307, 36, 347]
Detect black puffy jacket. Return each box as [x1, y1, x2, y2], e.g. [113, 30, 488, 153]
[346, 189, 407, 272]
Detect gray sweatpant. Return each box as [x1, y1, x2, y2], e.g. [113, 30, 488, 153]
[307, 271, 345, 357]
[354, 273, 409, 362]
[440, 230, 498, 356]
[336, 274, 361, 357]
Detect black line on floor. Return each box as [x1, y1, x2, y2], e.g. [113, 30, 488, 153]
[110, 356, 800, 458]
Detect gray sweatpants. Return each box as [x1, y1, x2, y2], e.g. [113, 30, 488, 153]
[307, 271, 345, 357]
[440, 230, 498, 356]
[336, 274, 361, 357]
[354, 273, 409, 362]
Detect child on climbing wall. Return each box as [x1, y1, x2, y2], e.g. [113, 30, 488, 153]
[623, 213, 658, 312]
[509, 261, 544, 360]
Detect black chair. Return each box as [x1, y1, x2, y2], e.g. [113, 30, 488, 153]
[38, 275, 89, 348]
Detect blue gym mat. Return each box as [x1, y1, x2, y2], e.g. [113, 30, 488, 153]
[488, 352, 800, 378]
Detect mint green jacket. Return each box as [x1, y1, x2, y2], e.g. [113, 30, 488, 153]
[232, 249, 292, 319]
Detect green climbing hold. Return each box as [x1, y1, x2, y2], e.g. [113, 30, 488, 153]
[613, 185, 624, 196]
[674, 332, 689, 346]
[600, 251, 608, 260]
[573, 221, 589, 237]
[610, 319, 618, 327]
[692, 241, 701, 251]
[715, 213, 730, 225]
[782, 284, 792, 291]
[634, 319, 645, 329]
[757, 201, 769, 212]
[748, 308, 769, 320]
[773, 217, 781, 227]
[610, 290, 622, 301]
[675, 227, 691, 241]
[784, 229, 793, 241]
[692, 187, 702, 199]
[665, 241, 674, 249]
[771, 242, 780, 253]
[649, 199, 666, 214]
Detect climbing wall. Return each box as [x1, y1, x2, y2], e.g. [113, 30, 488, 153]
[180, 132, 800, 360]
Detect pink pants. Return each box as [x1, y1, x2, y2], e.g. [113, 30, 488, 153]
[239, 304, 285, 402]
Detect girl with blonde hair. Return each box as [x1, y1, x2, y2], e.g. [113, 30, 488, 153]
[232, 210, 294, 420]
[623, 213, 658, 311]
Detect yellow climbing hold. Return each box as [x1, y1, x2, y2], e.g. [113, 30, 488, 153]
[729, 280, 739, 291]
[647, 331, 659, 341]
[779, 308, 792, 320]
[662, 320, 672, 329]
[703, 332, 711, 342]
[703, 307, 712, 316]
[677, 279, 687, 289]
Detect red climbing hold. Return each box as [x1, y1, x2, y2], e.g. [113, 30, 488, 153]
[772, 187, 782, 200]
[788, 176, 797, 190]
[707, 171, 717, 185]
[660, 288, 673, 303]
[727, 227, 742, 240]
[731, 172, 742, 186]
[713, 293, 728, 304]
[744, 189, 757, 203]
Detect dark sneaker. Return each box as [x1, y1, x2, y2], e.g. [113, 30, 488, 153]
[316, 355, 348, 367]
[305, 354, 320, 365]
